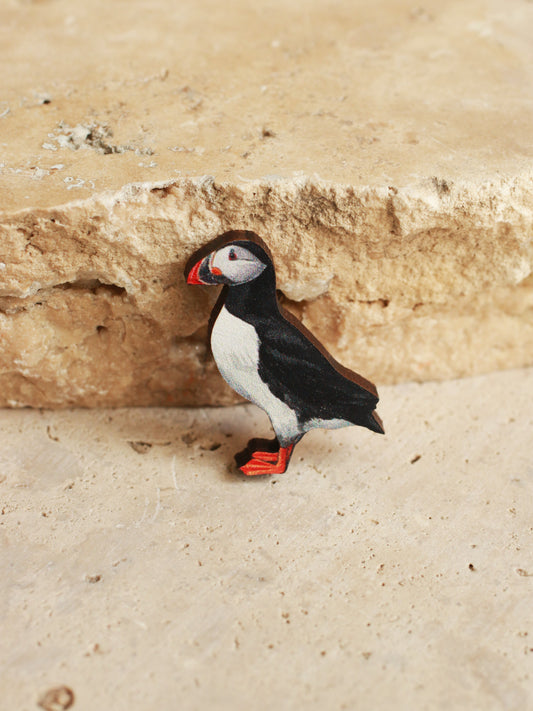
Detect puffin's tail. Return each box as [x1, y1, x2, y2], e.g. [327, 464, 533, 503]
[366, 410, 385, 434]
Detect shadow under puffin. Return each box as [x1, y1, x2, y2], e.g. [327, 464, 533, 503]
[185, 230, 384, 476]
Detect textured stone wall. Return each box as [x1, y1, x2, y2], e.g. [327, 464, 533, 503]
[1, 177, 532, 407]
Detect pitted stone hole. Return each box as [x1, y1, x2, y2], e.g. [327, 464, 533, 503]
[56, 280, 127, 297]
[46, 122, 154, 156]
[360, 298, 390, 308]
[151, 186, 172, 198]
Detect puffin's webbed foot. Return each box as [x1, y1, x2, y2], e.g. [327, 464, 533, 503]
[234, 437, 279, 470]
[235, 438, 296, 476]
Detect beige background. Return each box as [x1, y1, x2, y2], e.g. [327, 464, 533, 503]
[1, 1, 533, 708]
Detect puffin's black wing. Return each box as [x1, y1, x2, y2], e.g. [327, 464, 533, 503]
[255, 312, 383, 432]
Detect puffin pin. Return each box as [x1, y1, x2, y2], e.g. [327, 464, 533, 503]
[185, 230, 384, 476]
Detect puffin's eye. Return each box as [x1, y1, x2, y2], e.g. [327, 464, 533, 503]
[228, 249, 238, 261]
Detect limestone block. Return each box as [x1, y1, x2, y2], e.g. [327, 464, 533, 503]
[1, 0, 532, 407]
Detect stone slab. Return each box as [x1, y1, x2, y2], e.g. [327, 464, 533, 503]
[1, 368, 533, 710]
[1, 0, 533, 209]
[1, 0, 532, 407]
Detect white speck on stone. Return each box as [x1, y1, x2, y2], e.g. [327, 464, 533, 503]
[510, 259, 532, 284]
[280, 274, 334, 302]
[42, 143, 57, 151]
[56, 135, 71, 149]
[71, 125, 91, 143]
[32, 168, 49, 180]
[468, 20, 493, 39]
[0, 263, 6, 270]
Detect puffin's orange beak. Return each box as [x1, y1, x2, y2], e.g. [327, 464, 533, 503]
[187, 258, 204, 284]
[186, 255, 223, 285]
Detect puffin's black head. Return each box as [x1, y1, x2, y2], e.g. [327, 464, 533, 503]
[186, 231, 273, 287]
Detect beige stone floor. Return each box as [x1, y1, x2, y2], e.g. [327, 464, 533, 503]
[1, 367, 533, 710]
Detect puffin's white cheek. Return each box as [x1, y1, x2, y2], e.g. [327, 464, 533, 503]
[224, 262, 243, 282]
[211, 252, 225, 274]
[212, 249, 267, 283]
[234, 260, 266, 283]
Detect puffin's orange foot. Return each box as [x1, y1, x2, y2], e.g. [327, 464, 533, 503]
[239, 445, 295, 476]
[234, 437, 279, 470]
[249, 450, 279, 462]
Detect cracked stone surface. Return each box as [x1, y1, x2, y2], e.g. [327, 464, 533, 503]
[1, 368, 533, 710]
[1, 0, 533, 407]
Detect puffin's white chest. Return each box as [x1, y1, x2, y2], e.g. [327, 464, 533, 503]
[210, 306, 299, 442]
[210, 307, 261, 401]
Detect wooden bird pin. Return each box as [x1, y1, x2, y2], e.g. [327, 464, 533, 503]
[185, 230, 384, 476]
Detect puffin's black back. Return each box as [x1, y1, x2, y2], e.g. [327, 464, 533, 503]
[256, 316, 381, 429]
